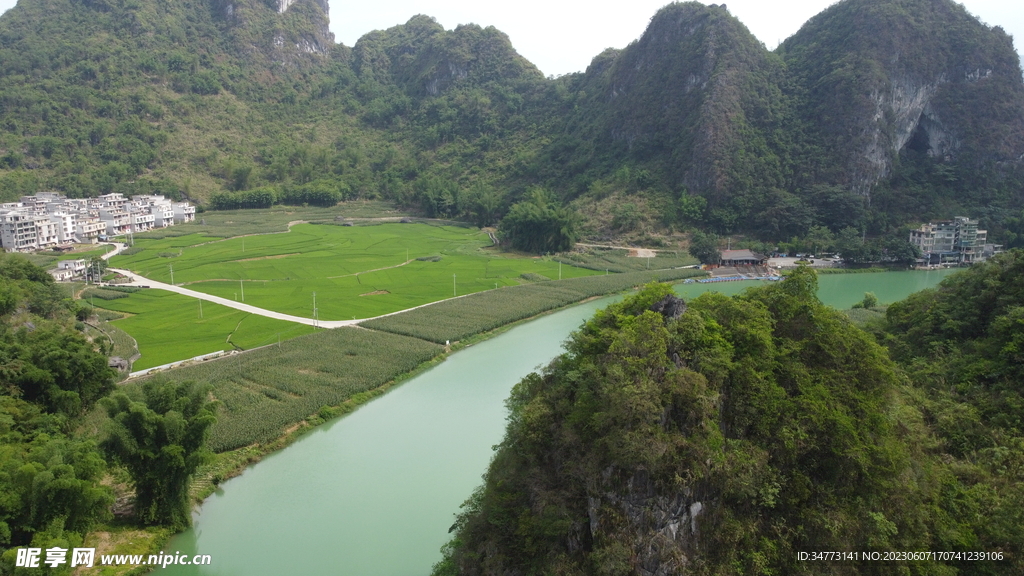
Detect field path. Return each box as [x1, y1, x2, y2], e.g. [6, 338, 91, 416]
[107, 268, 471, 329]
[576, 243, 661, 256]
[326, 259, 414, 279]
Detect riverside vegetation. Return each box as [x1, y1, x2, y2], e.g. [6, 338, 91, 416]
[433, 257, 1024, 575]
[0, 247, 702, 571]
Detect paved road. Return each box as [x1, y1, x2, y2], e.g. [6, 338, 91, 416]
[108, 268, 359, 328]
[107, 268, 473, 329]
[99, 242, 127, 260]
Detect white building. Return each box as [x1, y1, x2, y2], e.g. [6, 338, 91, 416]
[48, 212, 77, 244]
[1, 212, 41, 251]
[76, 217, 106, 242]
[173, 202, 196, 223]
[57, 259, 87, 276]
[909, 216, 991, 265]
[0, 192, 195, 252]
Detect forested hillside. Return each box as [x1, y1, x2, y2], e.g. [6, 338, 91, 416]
[0, 256, 115, 562]
[433, 262, 1023, 575]
[0, 0, 1022, 248]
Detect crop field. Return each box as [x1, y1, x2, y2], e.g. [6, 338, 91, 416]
[133, 202, 408, 240]
[555, 246, 698, 273]
[90, 289, 315, 370]
[127, 327, 443, 452]
[111, 222, 599, 320]
[361, 268, 707, 343]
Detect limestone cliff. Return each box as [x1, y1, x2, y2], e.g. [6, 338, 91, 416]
[780, 0, 1024, 200]
[216, 0, 334, 64]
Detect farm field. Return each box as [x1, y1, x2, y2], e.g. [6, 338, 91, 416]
[362, 268, 707, 343]
[555, 246, 698, 273]
[27, 243, 116, 269]
[126, 327, 444, 452]
[133, 201, 409, 240]
[111, 222, 600, 320]
[90, 289, 316, 370]
[97, 270, 706, 454]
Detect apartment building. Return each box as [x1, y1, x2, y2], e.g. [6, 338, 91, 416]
[909, 216, 995, 265]
[0, 192, 195, 252]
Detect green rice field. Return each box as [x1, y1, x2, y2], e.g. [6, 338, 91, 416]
[92, 289, 315, 370]
[110, 222, 600, 320]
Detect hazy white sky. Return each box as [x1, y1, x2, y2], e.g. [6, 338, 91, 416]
[0, 0, 1020, 76]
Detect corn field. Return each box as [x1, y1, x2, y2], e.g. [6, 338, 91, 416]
[360, 269, 705, 343]
[128, 327, 442, 452]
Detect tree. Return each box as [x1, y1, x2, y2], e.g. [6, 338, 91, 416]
[805, 225, 836, 254]
[498, 189, 579, 253]
[677, 194, 706, 224]
[687, 231, 720, 264]
[101, 381, 217, 529]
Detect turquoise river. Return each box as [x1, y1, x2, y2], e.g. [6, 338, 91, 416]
[157, 269, 955, 576]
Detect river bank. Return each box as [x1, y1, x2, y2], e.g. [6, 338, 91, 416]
[90, 266, 958, 569]
[83, 268, 706, 571]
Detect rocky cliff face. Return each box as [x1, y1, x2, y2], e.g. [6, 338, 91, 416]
[217, 0, 334, 63]
[780, 0, 1024, 200]
[567, 3, 792, 221]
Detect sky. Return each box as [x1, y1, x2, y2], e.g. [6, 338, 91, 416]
[0, 0, 1020, 76]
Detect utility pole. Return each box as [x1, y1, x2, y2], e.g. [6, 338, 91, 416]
[199, 299, 203, 319]
[559, 261, 562, 280]
[313, 292, 317, 328]
[169, 264, 174, 286]
[453, 274, 456, 297]
[240, 279, 244, 302]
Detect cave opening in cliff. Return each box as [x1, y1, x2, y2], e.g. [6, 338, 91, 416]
[906, 115, 933, 154]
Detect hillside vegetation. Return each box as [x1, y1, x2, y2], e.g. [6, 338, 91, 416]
[434, 261, 1022, 575]
[1, 0, 1022, 249]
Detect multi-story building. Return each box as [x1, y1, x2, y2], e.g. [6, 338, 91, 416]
[173, 202, 196, 223]
[57, 259, 87, 276]
[1, 212, 41, 251]
[98, 208, 132, 236]
[0, 192, 195, 252]
[909, 216, 991, 265]
[75, 217, 106, 242]
[48, 212, 77, 244]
